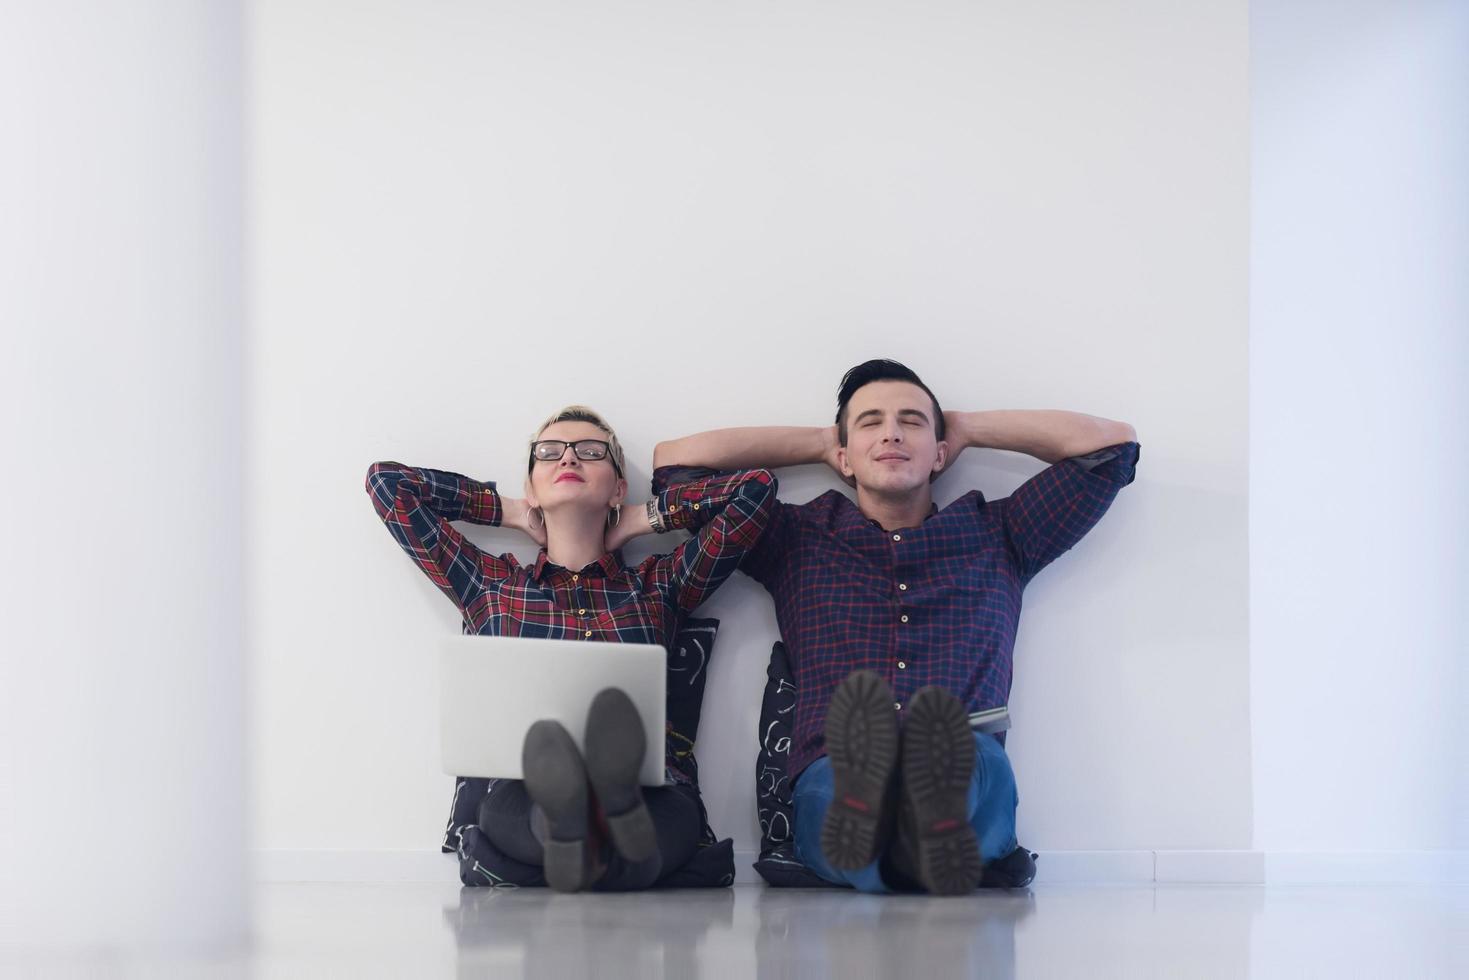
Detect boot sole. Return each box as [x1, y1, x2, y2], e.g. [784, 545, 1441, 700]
[820, 670, 899, 871]
[521, 720, 593, 892]
[901, 688, 983, 895]
[584, 688, 657, 863]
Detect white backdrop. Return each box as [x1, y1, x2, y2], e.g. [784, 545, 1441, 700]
[1250, 0, 1469, 862]
[248, 0, 1251, 864]
[3, 0, 247, 949]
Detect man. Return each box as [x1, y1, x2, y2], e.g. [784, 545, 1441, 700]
[652, 359, 1138, 894]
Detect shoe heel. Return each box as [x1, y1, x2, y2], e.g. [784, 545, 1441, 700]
[604, 802, 657, 863]
[821, 806, 882, 871]
[918, 825, 983, 896]
[541, 838, 589, 893]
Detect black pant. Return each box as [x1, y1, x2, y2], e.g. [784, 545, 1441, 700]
[477, 778, 703, 891]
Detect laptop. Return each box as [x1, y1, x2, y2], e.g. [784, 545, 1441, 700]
[439, 635, 667, 787]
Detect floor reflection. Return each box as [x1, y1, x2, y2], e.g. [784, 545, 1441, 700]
[6, 880, 1463, 977]
[442, 882, 1036, 980]
[755, 887, 1035, 980]
[445, 885, 736, 979]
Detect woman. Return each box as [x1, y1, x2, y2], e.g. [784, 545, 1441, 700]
[366, 406, 774, 892]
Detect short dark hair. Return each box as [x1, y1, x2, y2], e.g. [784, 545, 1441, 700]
[835, 359, 946, 446]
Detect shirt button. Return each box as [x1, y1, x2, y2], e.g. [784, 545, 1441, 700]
[585, 630, 593, 638]
[572, 574, 579, 582]
[894, 701, 902, 711]
[692, 502, 700, 511]
[900, 614, 909, 623]
[898, 583, 908, 591]
[898, 661, 907, 669]
[892, 533, 902, 542]
[669, 505, 679, 513]
[578, 609, 587, 616]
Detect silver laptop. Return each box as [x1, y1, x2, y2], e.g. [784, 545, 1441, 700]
[439, 635, 667, 787]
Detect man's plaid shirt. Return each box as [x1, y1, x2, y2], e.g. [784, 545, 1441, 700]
[365, 461, 776, 781]
[655, 442, 1139, 780]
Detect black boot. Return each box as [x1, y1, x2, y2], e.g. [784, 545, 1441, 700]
[893, 686, 982, 895]
[583, 688, 658, 866]
[520, 719, 603, 892]
[820, 670, 901, 871]
[980, 845, 1038, 889]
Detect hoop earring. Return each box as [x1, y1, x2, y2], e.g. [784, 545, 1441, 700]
[607, 504, 621, 527]
[528, 507, 543, 530]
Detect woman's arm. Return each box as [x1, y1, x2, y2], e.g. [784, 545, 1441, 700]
[645, 468, 779, 613]
[365, 462, 540, 611]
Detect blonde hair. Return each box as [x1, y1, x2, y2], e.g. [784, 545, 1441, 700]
[529, 405, 626, 477]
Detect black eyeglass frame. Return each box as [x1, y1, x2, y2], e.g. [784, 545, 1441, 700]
[528, 439, 622, 476]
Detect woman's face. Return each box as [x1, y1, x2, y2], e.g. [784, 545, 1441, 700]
[525, 419, 626, 514]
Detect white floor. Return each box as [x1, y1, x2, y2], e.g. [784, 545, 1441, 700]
[6, 882, 1466, 978]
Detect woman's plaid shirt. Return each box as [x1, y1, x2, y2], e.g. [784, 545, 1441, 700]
[655, 442, 1139, 780]
[365, 461, 776, 780]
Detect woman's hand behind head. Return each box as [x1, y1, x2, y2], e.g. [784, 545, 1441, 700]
[604, 500, 655, 554]
[501, 496, 549, 547]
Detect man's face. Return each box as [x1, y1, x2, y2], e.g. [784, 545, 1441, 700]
[837, 381, 948, 496]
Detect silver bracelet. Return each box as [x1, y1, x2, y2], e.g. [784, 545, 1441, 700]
[646, 498, 666, 534]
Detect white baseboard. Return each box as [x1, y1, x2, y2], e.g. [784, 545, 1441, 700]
[1026, 849, 1158, 883]
[1155, 850, 1266, 884]
[253, 848, 1469, 885]
[1263, 850, 1469, 884]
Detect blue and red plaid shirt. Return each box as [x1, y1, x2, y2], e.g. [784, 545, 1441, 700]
[365, 462, 777, 781]
[655, 442, 1139, 779]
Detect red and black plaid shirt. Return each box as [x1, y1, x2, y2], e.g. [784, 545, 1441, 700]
[656, 443, 1139, 779]
[365, 462, 777, 779]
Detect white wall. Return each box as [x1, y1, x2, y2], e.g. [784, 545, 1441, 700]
[1250, 0, 1469, 855]
[249, 0, 1251, 862]
[0, 1, 247, 950]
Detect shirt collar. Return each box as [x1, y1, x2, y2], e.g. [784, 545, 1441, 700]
[531, 549, 626, 583]
[840, 497, 941, 534]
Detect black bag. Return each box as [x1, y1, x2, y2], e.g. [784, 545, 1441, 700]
[751, 641, 829, 887]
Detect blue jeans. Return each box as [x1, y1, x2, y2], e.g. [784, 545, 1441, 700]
[792, 732, 1018, 893]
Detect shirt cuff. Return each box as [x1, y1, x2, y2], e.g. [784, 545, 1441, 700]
[464, 480, 501, 524]
[1067, 441, 1140, 473]
[654, 487, 705, 532]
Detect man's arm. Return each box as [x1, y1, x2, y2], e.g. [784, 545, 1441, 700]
[653, 426, 842, 473]
[944, 410, 1136, 466]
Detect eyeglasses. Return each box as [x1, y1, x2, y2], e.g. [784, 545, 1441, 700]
[530, 439, 618, 470]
